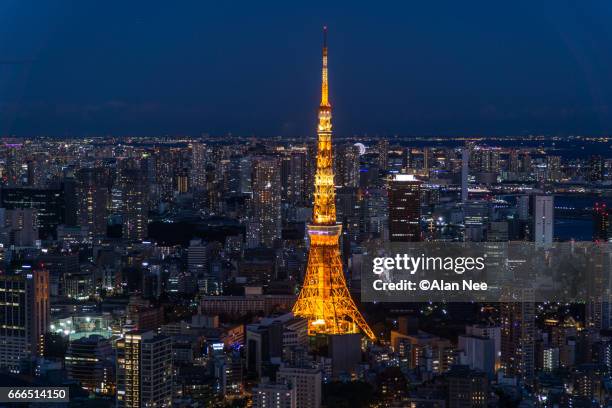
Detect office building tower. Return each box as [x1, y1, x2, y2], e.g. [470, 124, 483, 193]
[542, 347, 560, 372]
[277, 366, 322, 408]
[62, 172, 79, 226]
[593, 202, 610, 241]
[458, 335, 496, 378]
[546, 155, 562, 182]
[65, 335, 114, 394]
[281, 150, 307, 205]
[377, 139, 389, 171]
[501, 287, 535, 384]
[251, 156, 281, 248]
[533, 195, 554, 245]
[517, 195, 530, 221]
[77, 167, 109, 239]
[190, 141, 207, 190]
[4, 143, 23, 186]
[239, 157, 253, 194]
[116, 331, 172, 408]
[0, 208, 39, 246]
[176, 168, 189, 193]
[463, 200, 489, 242]
[590, 155, 605, 182]
[252, 382, 296, 408]
[335, 144, 360, 188]
[447, 366, 490, 408]
[188, 238, 208, 275]
[0, 267, 49, 372]
[509, 149, 520, 173]
[388, 174, 421, 242]
[465, 324, 501, 369]
[118, 164, 148, 241]
[461, 147, 469, 202]
[0, 187, 66, 239]
[246, 313, 308, 379]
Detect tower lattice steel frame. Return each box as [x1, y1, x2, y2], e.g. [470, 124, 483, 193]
[292, 27, 375, 341]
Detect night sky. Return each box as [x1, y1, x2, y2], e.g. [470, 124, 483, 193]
[2, 1, 612, 137]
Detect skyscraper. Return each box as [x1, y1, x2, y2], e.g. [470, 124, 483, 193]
[77, 167, 109, 239]
[388, 174, 421, 242]
[118, 161, 148, 242]
[590, 155, 605, 182]
[252, 382, 296, 408]
[501, 287, 535, 384]
[65, 335, 114, 395]
[190, 141, 207, 190]
[0, 187, 66, 239]
[377, 139, 389, 171]
[0, 266, 49, 372]
[593, 202, 610, 241]
[533, 195, 554, 246]
[251, 156, 282, 248]
[116, 331, 172, 408]
[292, 28, 375, 340]
[281, 149, 308, 206]
[277, 366, 322, 408]
[461, 147, 469, 202]
[335, 143, 360, 188]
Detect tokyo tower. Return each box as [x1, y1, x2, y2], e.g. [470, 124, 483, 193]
[292, 27, 375, 341]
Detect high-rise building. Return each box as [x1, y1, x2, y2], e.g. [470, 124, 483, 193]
[458, 335, 495, 378]
[116, 331, 172, 408]
[190, 141, 207, 190]
[501, 287, 535, 384]
[176, 168, 189, 193]
[293, 27, 375, 341]
[388, 174, 421, 242]
[251, 156, 281, 248]
[546, 155, 562, 182]
[62, 172, 79, 226]
[0, 208, 39, 246]
[77, 167, 109, 239]
[533, 195, 554, 246]
[335, 144, 360, 188]
[65, 335, 114, 395]
[461, 148, 469, 202]
[281, 150, 308, 205]
[464, 200, 489, 242]
[0, 187, 66, 239]
[509, 149, 520, 173]
[377, 139, 389, 171]
[447, 365, 490, 408]
[0, 267, 49, 372]
[542, 347, 560, 372]
[465, 324, 501, 369]
[277, 366, 322, 408]
[118, 163, 148, 241]
[252, 382, 296, 408]
[590, 155, 605, 182]
[593, 202, 610, 241]
[188, 238, 209, 276]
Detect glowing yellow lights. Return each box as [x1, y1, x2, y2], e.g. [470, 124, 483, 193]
[312, 319, 326, 326]
[292, 28, 375, 341]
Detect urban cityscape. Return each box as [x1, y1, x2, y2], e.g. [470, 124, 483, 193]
[1, 4, 612, 408]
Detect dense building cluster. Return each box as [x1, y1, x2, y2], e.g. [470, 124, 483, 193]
[0, 134, 609, 407]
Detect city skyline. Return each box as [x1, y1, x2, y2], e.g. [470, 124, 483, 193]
[0, 4, 611, 408]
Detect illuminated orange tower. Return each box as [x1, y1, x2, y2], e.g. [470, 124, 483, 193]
[293, 27, 375, 341]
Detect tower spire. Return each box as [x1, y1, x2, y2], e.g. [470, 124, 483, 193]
[321, 26, 329, 108]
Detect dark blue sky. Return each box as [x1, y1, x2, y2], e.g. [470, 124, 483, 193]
[2, 1, 612, 137]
